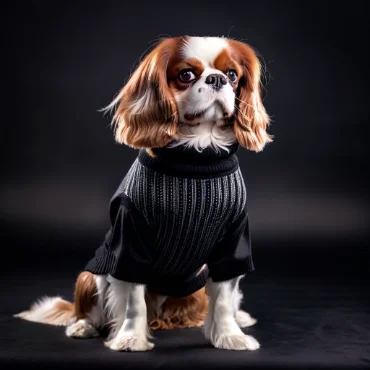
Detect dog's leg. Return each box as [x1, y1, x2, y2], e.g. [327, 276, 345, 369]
[105, 277, 154, 352]
[204, 276, 260, 351]
[66, 273, 107, 338]
[230, 276, 257, 328]
[235, 310, 257, 328]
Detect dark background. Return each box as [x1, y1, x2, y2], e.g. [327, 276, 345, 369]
[1, 1, 369, 369]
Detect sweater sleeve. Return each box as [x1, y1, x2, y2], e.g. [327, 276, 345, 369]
[84, 194, 155, 284]
[207, 207, 255, 282]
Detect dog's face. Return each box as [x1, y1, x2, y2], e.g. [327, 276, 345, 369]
[167, 37, 239, 126]
[108, 36, 272, 152]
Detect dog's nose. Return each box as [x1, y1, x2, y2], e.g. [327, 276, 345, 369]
[205, 74, 227, 91]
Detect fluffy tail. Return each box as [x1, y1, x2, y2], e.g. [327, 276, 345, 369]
[14, 296, 75, 326]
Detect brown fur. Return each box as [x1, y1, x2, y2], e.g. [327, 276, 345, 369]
[214, 48, 243, 92]
[109, 36, 271, 153]
[42, 300, 74, 325]
[111, 37, 184, 149]
[146, 148, 157, 158]
[148, 287, 208, 331]
[74, 271, 98, 320]
[20, 38, 269, 330]
[72, 271, 208, 331]
[168, 57, 205, 91]
[14, 297, 75, 326]
[227, 39, 273, 152]
[54, 300, 74, 314]
[16, 37, 267, 335]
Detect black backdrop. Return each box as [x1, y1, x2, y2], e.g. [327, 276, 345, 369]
[1, 1, 370, 370]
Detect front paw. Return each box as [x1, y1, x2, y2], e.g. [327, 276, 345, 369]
[214, 334, 260, 351]
[105, 336, 154, 352]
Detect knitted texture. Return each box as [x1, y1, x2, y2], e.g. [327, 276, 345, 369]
[85, 141, 255, 297]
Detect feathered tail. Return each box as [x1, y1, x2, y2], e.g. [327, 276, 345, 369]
[14, 296, 75, 326]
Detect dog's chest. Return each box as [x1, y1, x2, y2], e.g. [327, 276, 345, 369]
[121, 159, 247, 275]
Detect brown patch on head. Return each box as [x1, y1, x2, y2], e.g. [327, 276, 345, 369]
[214, 48, 243, 91]
[74, 271, 98, 320]
[168, 57, 205, 91]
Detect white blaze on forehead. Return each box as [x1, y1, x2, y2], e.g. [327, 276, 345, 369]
[182, 37, 228, 67]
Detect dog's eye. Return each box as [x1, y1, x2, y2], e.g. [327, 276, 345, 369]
[226, 70, 238, 83]
[178, 70, 196, 83]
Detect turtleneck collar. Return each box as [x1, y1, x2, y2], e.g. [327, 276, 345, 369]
[137, 140, 240, 179]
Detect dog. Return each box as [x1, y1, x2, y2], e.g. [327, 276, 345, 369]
[15, 36, 272, 351]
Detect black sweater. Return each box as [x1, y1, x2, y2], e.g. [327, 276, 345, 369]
[85, 141, 255, 297]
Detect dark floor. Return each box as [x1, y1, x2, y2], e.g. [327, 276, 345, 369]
[1, 226, 370, 370]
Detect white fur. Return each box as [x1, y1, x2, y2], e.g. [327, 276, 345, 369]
[153, 295, 167, 317]
[171, 37, 237, 152]
[89, 274, 108, 328]
[174, 65, 236, 124]
[66, 319, 99, 338]
[105, 276, 153, 351]
[169, 121, 236, 153]
[64, 274, 108, 338]
[204, 276, 260, 351]
[235, 310, 257, 328]
[14, 296, 75, 326]
[14, 39, 262, 352]
[131, 89, 154, 115]
[182, 37, 228, 66]
[15, 273, 257, 350]
[231, 276, 258, 328]
[104, 275, 130, 341]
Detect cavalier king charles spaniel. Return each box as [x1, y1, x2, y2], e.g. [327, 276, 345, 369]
[15, 36, 272, 352]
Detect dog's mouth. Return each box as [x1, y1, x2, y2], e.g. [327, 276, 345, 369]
[184, 111, 205, 123]
[183, 102, 232, 126]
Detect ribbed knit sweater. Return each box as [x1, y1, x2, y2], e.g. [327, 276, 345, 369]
[85, 141, 255, 297]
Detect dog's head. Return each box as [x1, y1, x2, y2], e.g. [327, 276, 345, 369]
[107, 36, 272, 152]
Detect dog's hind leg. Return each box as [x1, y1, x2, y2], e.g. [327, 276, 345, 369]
[66, 272, 108, 338]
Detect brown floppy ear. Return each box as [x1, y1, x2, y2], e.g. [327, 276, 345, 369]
[106, 38, 179, 149]
[228, 39, 273, 152]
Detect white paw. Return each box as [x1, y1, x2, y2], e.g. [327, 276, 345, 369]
[105, 335, 154, 352]
[65, 319, 99, 338]
[214, 334, 260, 351]
[235, 310, 257, 328]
